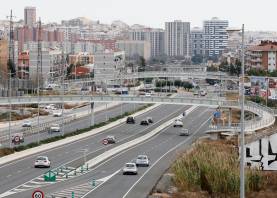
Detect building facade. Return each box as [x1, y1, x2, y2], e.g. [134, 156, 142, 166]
[93, 50, 125, 82]
[68, 52, 94, 66]
[0, 39, 8, 79]
[246, 41, 277, 72]
[191, 27, 204, 57]
[115, 40, 151, 60]
[203, 17, 229, 57]
[24, 7, 36, 27]
[129, 29, 165, 58]
[165, 20, 191, 58]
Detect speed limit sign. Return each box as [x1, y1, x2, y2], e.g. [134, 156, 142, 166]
[32, 189, 44, 198]
[102, 139, 108, 145]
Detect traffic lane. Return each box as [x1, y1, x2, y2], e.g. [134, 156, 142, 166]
[0, 104, 186, 194]
[16, 103, 144, 146]
[0, 102, 104, 131]
[86, 107, 212, 198]
[27, 107, 211, 198]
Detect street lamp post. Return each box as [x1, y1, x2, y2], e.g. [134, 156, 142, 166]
[239, 24, 245, 198]
[8, 72, 12, 148]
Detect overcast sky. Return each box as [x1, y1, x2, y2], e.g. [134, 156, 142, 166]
[1, 0, 276, 31]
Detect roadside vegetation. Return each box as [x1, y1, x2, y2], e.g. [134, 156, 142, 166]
[171, 140, 274, 197]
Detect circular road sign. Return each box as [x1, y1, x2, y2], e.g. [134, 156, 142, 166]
[14, 136, 20, 143]
[32, 189, 44, 198]
[102, 139, 108, 145]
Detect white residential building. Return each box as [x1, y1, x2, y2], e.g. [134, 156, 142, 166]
[203, 17, 229, 57]
[115, 40, 151, 60]
[93, 50, 125, 82]
[165, 20, 191, 58]
[191, 27, 204, 57]
[129, 29, 165, 58]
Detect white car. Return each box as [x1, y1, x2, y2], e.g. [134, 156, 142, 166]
[180, 129, 190, 136]
[45, 104, 57, 110]
[34, 156, 51, 168]
[135, 155, 149, 167]
[145, 92, 151, 97]
[173, 119, 183, 127]
[22, 121, 32, 127]
[49, 124, 60, 133]
[53, 111, 62, 117]
[122, 163, 138, 175]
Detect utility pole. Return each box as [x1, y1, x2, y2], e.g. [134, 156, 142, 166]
[240, 24, 245, 198]
[37, 18, 42, 144]
[61, 48, 65, 136]
[7, 10, 16, 148]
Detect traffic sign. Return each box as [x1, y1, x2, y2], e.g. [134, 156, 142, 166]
[102, 139, 108, 145]
[44, 170, 56, 182]
[32, 189, 44, 198]
[14, 135, 20, 144]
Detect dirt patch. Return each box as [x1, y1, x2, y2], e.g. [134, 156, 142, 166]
[0, 148, 14, 157]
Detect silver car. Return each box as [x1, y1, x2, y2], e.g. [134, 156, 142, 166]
[135, 155, 149, 167]
[122, 163, 138, 175]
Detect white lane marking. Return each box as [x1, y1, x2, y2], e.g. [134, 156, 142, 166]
[6, 175, 12, 178]
[0, 104, 161, 169]
[122, 116, 211, 198]
[80, 170, 121, 198]
[0, 106, 185, 197]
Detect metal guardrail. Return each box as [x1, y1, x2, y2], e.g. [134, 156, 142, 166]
[63, 71, 239, 84]
[0, 114, 77, 143]
[209, 101, 276, 132]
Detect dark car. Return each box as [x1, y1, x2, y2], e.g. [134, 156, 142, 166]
[140, 119, 149, 125]
[126, 116, 135, 124]
[147, 117, 153, 123]
[103, 135, 116, 144]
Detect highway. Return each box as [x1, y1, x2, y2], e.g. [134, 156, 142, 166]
[0, 103, 206, 197]
[0, 103, 143, 147]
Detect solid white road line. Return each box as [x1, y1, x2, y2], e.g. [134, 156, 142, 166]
[122, 115, 211, 198]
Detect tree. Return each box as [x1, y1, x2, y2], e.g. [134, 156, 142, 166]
[7, 59, 16, 77]
[138, 56, 146, 72]
[67, 64, 74, 77]
[183, 81, 193, 91]
[174, 80, 182, 88]
[191, 55, 203, 64]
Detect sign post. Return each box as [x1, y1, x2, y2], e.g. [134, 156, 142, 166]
[32, 189, 44, 198]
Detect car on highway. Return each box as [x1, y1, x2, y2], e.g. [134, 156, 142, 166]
[173, 119, 183, 127]
[53, 111, 62, 117]
[122, 162, 138, 175]
[126, 116, 135, 124]
[147, 117, 153, 123]
[145, 92, 151, 97]
[34, 156, 51, 168]
[179, 129, 190, 136]
[103, 135, 116, 144]
[140, 119, 149, 125]
[49, 124, 61, 133]
[11, 133, 24, 144]
[22, 121, 32, 127]
[135, 155, 149, 167]
[45, 104, 57, 110]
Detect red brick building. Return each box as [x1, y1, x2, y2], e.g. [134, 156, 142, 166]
[246, 41, 277, 71]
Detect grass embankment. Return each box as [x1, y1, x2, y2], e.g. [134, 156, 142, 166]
[172, 140, 267, 197]
[0, 104, 152, 157]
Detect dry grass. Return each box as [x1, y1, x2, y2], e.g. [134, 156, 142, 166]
[171, 140, 265, 197]
[0, 148, 14, 157]
[226, 93, 239, 101]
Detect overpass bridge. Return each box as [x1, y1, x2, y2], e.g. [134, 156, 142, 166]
[0, 95, 274, 133]
[63, 71, 239, 85]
